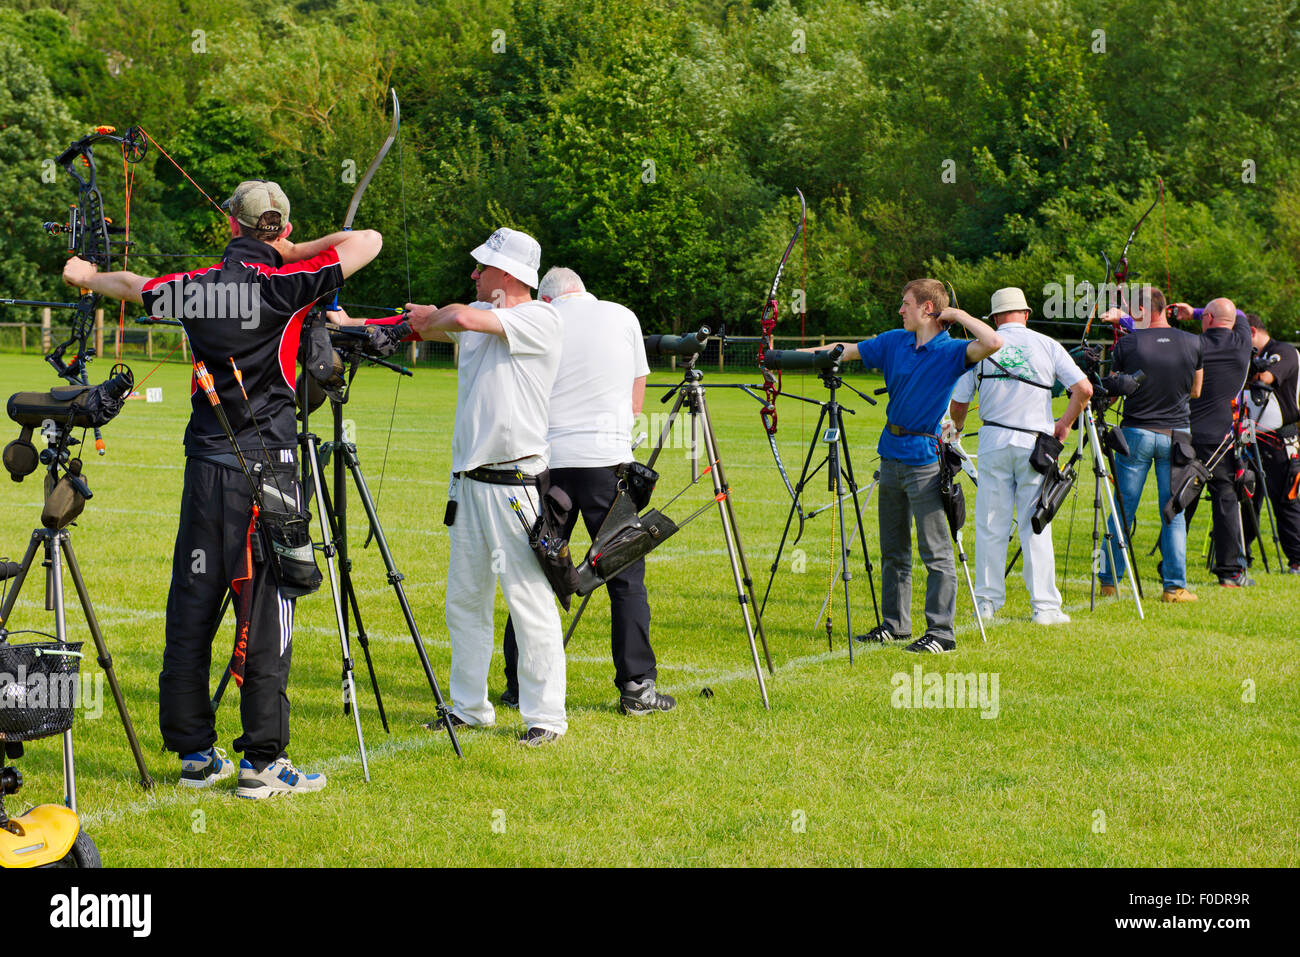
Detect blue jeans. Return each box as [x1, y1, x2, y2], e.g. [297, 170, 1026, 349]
[1098, 427, 1187, 590]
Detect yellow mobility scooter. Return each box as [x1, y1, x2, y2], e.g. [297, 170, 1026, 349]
[0, 637, 100, 868]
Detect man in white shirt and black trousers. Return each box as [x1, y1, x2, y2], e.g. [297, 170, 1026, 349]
[404, 228, 568, 746]
[498, 267, 675, 716]
[948, 287, 1093, 624]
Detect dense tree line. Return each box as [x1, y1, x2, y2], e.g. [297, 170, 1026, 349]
[2, 0, 1297, 339]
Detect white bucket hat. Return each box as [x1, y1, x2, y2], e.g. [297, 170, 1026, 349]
[988, 286, 1031, 318]
[471, 227, 541, 289]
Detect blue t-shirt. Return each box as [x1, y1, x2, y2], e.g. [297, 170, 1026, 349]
[857, 328, 974, 465]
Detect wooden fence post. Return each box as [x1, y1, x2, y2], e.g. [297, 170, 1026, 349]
[41, 308, 51, 352]
[95, 309, 104, 359]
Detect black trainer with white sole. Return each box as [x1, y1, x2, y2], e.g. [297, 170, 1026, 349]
[904, 634, 956, 653]
[619, 679, 676, 715]
[854, 624, 911, 644]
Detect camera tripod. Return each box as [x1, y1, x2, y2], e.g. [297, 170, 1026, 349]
[1236, 397, 1285, 573]
[1062, 404, 1144, 616]
[760, 361, 880, 664]
[566, 357, 774, 707]
[298, 366, 461, 759]
[0, 443, 154, 800]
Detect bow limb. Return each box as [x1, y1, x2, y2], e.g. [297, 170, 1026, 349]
[756, 189, 807, 534]
[343, 88, 400, 231]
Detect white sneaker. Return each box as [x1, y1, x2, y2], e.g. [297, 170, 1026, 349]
[1032, 608, 1071, 626]
[975, 601, 996, 621]
[236, 757, 327, 799]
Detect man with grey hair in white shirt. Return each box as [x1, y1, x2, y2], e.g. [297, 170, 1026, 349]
[500, 266, 675, 716]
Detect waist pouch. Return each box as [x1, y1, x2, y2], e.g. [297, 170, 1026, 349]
[575, 492, 679, 595]
[254, 464, 321, 599]
[526, 472, 580, 610]
[617, 461, 660, 511]
[1029, 432, 1064, 475]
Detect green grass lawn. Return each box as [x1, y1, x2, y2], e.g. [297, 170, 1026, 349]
[0, 351, 1294, 867]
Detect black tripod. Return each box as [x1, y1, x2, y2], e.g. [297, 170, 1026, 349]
[566, 356, 774, 707]
[1237, 395, 1285, 572]
[0, 441, 154, 799]
[300, 367, 461, 757]
[760, 361, 879, 664]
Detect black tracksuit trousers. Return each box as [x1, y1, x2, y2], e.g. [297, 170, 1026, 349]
[159, 457, 294, 765]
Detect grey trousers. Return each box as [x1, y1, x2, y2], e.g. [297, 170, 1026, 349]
[878, 457, 957, 640]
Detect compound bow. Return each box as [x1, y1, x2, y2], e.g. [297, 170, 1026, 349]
[0, 126, 148, 454]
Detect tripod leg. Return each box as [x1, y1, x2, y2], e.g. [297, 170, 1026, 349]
[957, 531, 986, 642]
[696, 392, 770, 707]
[563, 592, 593, 648]
[302, 433, 370, 781]
[760, 404, 830, 621]
[835, 407, 880, 632]
[0, 532, 42, 630]
[342, 446, 461, 756]
[719, 477, 773, 673]
[1253, 439, 1285, 571]
[208, 591, 236, 710]
[60, 535, 154, 790]
[1104, 445, 1143, 600]
[315, 466, 385, 724]
[1088, 418, 1143, 619]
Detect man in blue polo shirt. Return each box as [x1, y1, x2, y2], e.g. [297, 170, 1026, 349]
[815, 278, 1002, 652]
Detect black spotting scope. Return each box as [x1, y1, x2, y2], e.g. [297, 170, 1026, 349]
[760, 344, 844, 371]
[645, 327, 711, 357]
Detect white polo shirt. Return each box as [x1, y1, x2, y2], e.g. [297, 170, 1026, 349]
[545, 292, 650, 468]
[446, 300, 562, 473]
[951, 324, 1087, 451]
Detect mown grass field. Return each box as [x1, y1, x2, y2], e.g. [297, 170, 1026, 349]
[0, 350, 1294, 867]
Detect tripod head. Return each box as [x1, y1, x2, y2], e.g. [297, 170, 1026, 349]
[298, 308, 413, 413]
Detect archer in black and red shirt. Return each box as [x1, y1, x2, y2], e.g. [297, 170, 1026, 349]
[63, 179, 381, 795]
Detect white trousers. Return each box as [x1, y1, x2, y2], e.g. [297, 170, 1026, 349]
[445, 477, 567, 733]
[973, 444, 1063, 613]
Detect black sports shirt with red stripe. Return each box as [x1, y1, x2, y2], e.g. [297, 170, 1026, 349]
[141, 236, 343, 457]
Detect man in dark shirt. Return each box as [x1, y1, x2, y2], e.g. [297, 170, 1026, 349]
[1098, 287, 1204, 601]
[1176, 298, 1253, 586]
[63, 180, 382, 795]
[1243, 313, 1300, 572]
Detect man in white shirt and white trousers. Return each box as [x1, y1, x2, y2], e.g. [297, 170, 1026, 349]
[948, 287, 1092, 625]
[405, 227, 567, 745]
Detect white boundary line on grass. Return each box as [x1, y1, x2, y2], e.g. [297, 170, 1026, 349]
[72, 595, 1117, 828]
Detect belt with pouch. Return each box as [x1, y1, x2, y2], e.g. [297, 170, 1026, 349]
[456, 466, 542, 486]
[885, 422, 938, 439]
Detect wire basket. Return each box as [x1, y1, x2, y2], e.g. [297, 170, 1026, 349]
[0, 640, 84, 741]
